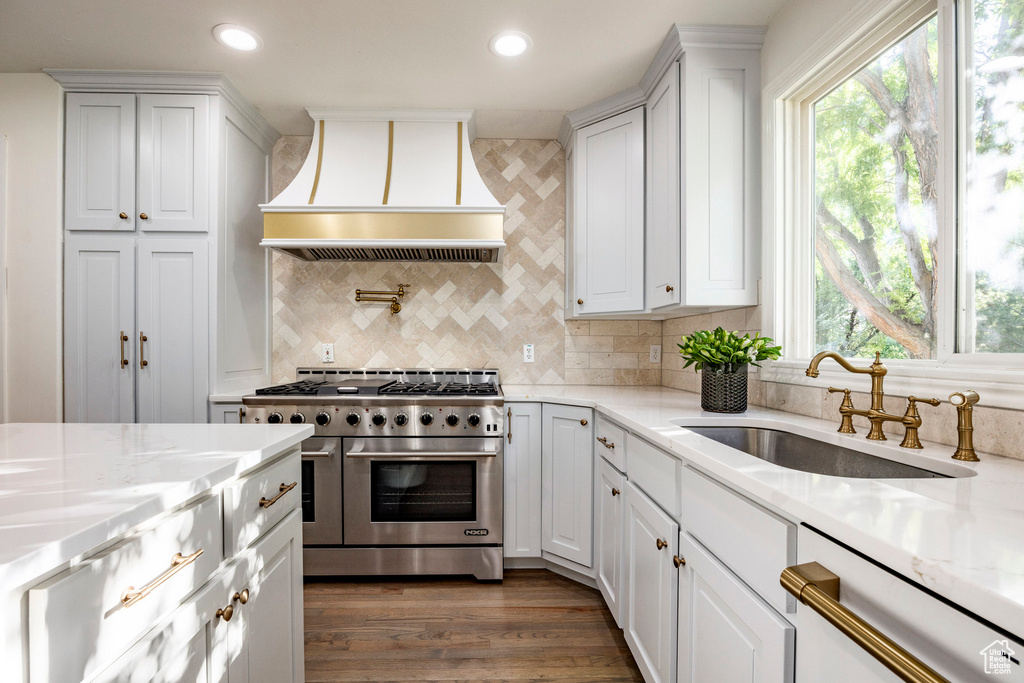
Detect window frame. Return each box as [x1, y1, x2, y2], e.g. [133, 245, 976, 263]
[762, 0, 1024, 410]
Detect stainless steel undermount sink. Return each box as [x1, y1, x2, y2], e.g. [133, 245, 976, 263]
[685, 426, 949, 479]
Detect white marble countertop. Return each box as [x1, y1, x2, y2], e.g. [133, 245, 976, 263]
[504, 384, 1024, 637]
[0, 422, 312, 594]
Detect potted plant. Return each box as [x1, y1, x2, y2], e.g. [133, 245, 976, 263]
[677, 327, 782, 413]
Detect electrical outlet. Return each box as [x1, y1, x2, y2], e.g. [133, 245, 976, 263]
[523, 344, 535, 363]
[322, 343, 335, 363]
[649, 344, 662, 363]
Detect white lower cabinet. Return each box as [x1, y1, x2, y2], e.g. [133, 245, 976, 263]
[676, 532, 794, 683]
[795, 527, 1023, 682]
[541, 403, 594, 567]
[595, 457, 626, 625]
[504, 403, 543, 558]
[623, 481, 679, 683]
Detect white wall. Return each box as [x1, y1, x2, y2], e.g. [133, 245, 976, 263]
[0, 74, 63, 422]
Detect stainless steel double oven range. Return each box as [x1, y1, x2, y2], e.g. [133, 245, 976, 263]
[242, 368, 504, 581]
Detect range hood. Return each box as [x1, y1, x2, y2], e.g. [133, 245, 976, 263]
[260, 109, 506, 263]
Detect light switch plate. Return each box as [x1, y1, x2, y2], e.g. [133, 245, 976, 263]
[322, 343, 335, 363]
[649, 344, 662, 363]
[524, 344, 535, 363]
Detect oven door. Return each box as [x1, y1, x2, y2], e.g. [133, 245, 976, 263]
[300, 437, 343, 545]
[342, 437, 503, 546]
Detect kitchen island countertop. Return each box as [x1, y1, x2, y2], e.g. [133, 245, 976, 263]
[503, 383, 1024, 638]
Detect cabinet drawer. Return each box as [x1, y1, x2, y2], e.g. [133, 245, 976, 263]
[29, 493, 223, 683]
[626, 433, 681, 519]
[224, 450, 301, 556]
[595, 415, 626, 472]
[680, 466, 795, 614]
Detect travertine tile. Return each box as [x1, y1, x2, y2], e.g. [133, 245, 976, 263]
[765, 382, 825, 419]
[590, 320, 639, 337]
[710, 307, 748, 332]
[565, 368, 616, 385]
[590, 352, 640, 369]
[565, 352, 589, 369]
[638, 321, 663, 337]
[566, 335, 615, 353]
[614, 336, 654, 353]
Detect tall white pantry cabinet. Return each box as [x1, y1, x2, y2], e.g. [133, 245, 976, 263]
[54, 72, 278, 423]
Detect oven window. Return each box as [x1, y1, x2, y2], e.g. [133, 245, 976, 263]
[301, 459, 315, 522]
[370, 461, 476, 522]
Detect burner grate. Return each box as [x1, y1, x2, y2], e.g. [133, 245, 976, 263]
[254, 380, 329, 396]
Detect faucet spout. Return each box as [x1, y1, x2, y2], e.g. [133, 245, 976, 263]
[805, 352, 890, 439]
[806, 351, 884, 378]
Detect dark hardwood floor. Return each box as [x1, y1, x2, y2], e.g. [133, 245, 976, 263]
[303, 569, 645, 682]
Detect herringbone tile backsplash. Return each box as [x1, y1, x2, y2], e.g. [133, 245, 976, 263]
[270, 136, 662, 385]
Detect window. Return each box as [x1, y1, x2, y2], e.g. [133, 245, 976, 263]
[767, 0, 1024, 406]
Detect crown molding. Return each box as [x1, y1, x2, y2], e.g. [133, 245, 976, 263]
[44, 69, 278, 149]
[558, 86, 646, 147]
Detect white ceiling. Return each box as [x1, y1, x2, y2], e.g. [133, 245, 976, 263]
[0, 0, 789, 139]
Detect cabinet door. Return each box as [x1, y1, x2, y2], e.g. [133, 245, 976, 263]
[623, 481, 678, 683]
[595, 457, 625, 626]
[541, 404, 594, 567]
[681, 48, 760, 306]
[64, 235, 136, 422]
[65, 93, 137, 232]
[795, 527, 1023, 682]
[573, 107, 645, 315]
[504, 403, 543, 558]
[136, 239, 209, 423]
[137, 94, 210, 232]
[677, 532, 794, 683]
[646, 62, 681, 309]
[240, 510, 305, 683]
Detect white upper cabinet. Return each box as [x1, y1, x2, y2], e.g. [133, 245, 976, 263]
[646, 62, 681, 310]
[137, 95, 210, 232]
[571, 108, 646, 315]
[64, 93, 137, 232]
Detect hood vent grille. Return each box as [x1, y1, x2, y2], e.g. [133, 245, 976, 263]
[282, 246, 495, 263]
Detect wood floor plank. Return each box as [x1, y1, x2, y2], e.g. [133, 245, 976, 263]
[304, 569, 644, 683]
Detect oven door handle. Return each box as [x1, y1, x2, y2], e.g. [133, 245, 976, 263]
[301, 450, 335, 458]
[346, 450, 499, 459]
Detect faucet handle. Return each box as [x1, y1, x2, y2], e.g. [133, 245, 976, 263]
[827, 386, 851, 397]
[827, 387, 856, 434]
[907, 396, 941, 408]
[899, 397, 940, 449]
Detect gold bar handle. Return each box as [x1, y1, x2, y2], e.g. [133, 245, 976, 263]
[139, 332, 148, 368]
[120, 549, 204, 607]
[259, 481, 297, 509]
[597, 436, 615, 449]
[120, 331, 129, 368]
[781, 562, 949, 683]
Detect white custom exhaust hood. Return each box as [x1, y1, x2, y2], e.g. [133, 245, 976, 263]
[260, 109, 506, 263]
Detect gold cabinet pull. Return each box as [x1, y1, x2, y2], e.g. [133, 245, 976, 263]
[673, 555, 685, 568]
[119, 212, 128, 220]
[597, 436, 615, 449]
[233, 588, 249, 605]
[656, 538, 668, 550]
[139, 332, 148, 368]
[259, 481, 297, 509]
[120, 549, 204, 607]
[611, 488, 620, 497]
[577, 298, 584, 305]
[580, 419, 588, 426]
[119, 331, 129, 368]
[139, 212, 149, 220]
[239, 407, 246, 424]
[507, 408, 512, 444]
[216, 604, 234, 622]
[666, 285, 674, 292]
[781, 562, 949, 683]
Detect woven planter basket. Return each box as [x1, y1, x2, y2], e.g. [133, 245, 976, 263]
[701, 364, 748, 413]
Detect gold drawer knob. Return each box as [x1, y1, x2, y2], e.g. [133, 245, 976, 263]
[139, 212, 149, 220]
[666, 285, 674, 292]
[233, 589, 249, 605]
[656, 538, 668, 550]
[673, 555, 685, 568]
[119, 212, 128, 219]
[577, 298, 584, 305]
[216, 604, 234, 622]
[611, 488, 620, 497]
[580, 419, 588, 426]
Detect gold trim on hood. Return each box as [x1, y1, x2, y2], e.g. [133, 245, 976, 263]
[308, 120, 325, 204]
[263, 211, 504, 240]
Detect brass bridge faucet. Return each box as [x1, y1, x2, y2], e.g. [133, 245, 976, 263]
[806, 352, 940, 448]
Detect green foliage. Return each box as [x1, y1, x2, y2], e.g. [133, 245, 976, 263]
[677, 328, 782, 373]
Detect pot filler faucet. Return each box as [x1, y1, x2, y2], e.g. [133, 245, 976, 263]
[805, 351, 940, 449]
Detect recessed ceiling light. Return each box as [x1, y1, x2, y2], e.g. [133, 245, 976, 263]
[489, 31, 532, 58]
[213, 24, 263, 52]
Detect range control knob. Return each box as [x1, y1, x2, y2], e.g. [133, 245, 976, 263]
[445, 413, 460, 427]
[266, 412, 283, 424]
[394, 412, 409, 427]
[346, 412, 361, 426]
[467, 413, 481, 427]
[371, 413, 387, 427]
[315, 412, 331, 427]
[290, 412, 306, 424]
[420, 412, 434, 426]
